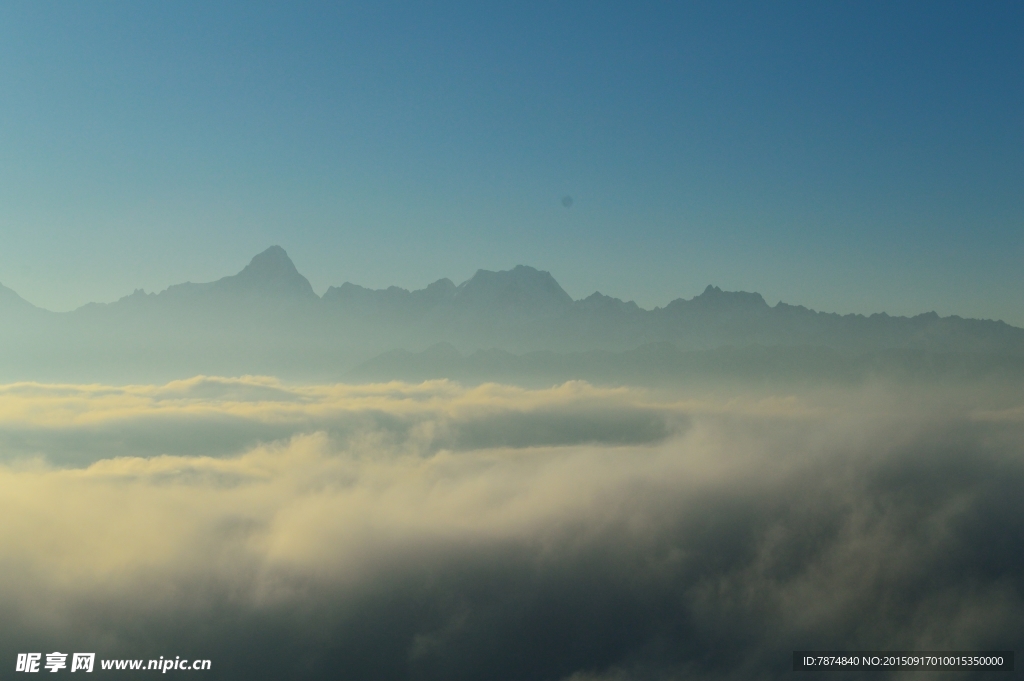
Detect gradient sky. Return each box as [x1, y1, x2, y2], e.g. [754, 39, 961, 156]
[1, 1, 1021, 324]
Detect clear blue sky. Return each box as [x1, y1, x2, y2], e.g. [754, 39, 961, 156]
[1, 1, 1021, 323]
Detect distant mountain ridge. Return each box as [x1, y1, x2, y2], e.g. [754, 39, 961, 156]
[129, 245, 319, 304]
[1, 246, 1022, 383]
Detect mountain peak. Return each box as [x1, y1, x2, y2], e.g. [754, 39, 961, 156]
[217, 246, 317, 299]
[457, 265, 573, 314]
[239, 246, 300, 279]
[693, 285, 768, 309]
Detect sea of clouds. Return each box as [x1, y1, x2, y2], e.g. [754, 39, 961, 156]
[0, 377, 1021, 679]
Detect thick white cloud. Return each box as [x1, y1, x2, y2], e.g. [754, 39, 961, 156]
[0, 378, 1021, 679]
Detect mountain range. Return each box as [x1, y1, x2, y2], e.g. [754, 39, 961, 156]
[2, 246, 1022, 384]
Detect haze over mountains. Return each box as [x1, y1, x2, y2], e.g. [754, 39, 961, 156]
[2, 246, 1022, 383]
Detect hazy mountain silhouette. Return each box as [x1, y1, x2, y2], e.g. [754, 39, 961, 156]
[149, 246, 319, 303]
[1, 283, 43, 314]
[456, 265, 573, 314]
[2, 246, 1022, 383]
[322, 264, 571, 318]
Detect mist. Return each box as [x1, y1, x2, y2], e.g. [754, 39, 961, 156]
[1, 378, 1021, 679]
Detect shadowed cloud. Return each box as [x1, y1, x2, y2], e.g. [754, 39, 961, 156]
[0, 379, 1020, 679]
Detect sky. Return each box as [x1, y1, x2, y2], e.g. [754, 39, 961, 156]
[1, 1, 1022, 324]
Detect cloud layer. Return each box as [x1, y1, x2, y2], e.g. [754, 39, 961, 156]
[0, 378, 1021, 679]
